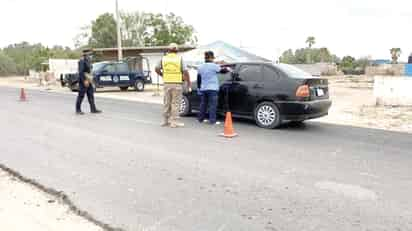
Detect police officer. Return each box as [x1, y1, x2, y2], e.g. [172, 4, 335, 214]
[75, 49, 102, 115]
[155, 43, 191, 128]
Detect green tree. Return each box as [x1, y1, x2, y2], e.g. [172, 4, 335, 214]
[3, 42, 34, 74]
[355, 57, 370, 71]
[319, 48, 330, 62]
[279, 49, 295, 63]
[280, 46, 340, 64]
[77, 11, 197, 48]
[2, 42, 80, 74]
[390, 48, 401, 64]
[294, 48, 308, 64]
[341, 56, 355, 69]
[74, 25, 91, 49]
[143, 13, 197, 46]
[0, 51, 17, 76]
[306, 36, 316, 48]
[89, 13, 117, 48]
[120, 11, 148, 47]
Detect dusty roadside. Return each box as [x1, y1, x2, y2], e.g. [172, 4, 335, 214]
[0, 166, 103, 231]
[314, 76, 412, 134]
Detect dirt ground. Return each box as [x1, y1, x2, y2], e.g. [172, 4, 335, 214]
[315, 75, 412, 133]
[0, 168, 102, 231]
[1, 76, 411, 134]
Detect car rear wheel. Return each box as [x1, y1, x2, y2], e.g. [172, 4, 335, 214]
[120, 86, 129, 91]
[254, 102, 281, 129]
[134, 80, 145, 92]
[179, 95, 191, 116]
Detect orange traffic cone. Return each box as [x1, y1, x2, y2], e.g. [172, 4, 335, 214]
[220, 112, 238, 138]
[20, 88, 27, 102]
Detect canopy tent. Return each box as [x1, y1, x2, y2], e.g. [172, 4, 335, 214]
[182, 41, 270, 67]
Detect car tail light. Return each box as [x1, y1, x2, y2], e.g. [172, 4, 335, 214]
[296, 85, 310, 97]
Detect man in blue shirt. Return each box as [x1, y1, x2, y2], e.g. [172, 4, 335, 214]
[197, 51, 228, 125]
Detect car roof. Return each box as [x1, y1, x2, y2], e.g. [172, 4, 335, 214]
[93, 61, 126, 65]
[222, 61, 274, 66]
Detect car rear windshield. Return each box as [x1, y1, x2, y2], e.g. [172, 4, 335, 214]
[274, 63, 313, 79]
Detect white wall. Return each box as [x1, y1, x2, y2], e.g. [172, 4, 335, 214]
[142, 53, 162, 84]
[142, 53, 197, 84]
[374, 76, 412, 106]
[48, 59, 78, 80]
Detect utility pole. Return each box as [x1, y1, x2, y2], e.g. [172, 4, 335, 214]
[115, 0, 123, 61]
[23, 44, 27, 80]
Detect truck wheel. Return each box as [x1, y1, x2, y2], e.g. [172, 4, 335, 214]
[120, 86, 129, 91]
[134, 80, 145, 92]
[69, 83, 78, 92]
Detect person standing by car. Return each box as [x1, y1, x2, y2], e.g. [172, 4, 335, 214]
[155, 43, 191, 128]
[75, 49, 102, 115]
[197, 51, 229, 125]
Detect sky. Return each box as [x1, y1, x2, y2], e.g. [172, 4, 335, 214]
[1, 0, 412, 61]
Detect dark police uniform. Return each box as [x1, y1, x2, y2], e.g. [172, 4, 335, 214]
[75, 56, 99, 113]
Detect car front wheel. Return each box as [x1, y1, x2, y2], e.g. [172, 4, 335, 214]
[179, 95, 191, 116]
[254, 102, 281, 129]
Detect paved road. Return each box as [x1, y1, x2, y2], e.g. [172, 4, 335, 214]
[1, 86, 412, 231]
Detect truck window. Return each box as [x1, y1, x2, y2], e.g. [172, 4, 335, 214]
[103, 64, 116, 73]
[116, 63, 129, 73]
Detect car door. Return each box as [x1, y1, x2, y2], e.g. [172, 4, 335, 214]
[261, 64, 286, 100]
[115, 63, 131, 86]
[97, 63, 116, 87]
[217, 71, 235, 112]
[185, 72, 201, 110]
[223, 64, 262, 115]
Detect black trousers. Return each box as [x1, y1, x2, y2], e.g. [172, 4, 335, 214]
[76, 85, 96, 112]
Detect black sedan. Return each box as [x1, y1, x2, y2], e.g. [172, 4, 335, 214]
[180, 62, 332, 129]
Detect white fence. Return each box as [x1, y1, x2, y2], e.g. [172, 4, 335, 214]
[374, 76, 412, 106]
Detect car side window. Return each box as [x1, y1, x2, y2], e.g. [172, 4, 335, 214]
[116, 63, 129, 73]
[218, 73, 232, 84]
[237, 65, 261, 82]
[103, 64, 116, 73]
[263, 65, 281, 82]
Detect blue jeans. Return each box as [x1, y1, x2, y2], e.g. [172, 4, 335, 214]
[198, 90, 218, 123]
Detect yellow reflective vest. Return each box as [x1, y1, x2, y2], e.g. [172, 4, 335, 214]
[162, 53, 183, 83]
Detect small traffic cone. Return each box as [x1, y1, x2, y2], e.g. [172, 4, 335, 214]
[220, 112, 238, 138]
[20, 88, 27, 102]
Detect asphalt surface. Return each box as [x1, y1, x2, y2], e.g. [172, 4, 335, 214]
[1, 86, 412, 231]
